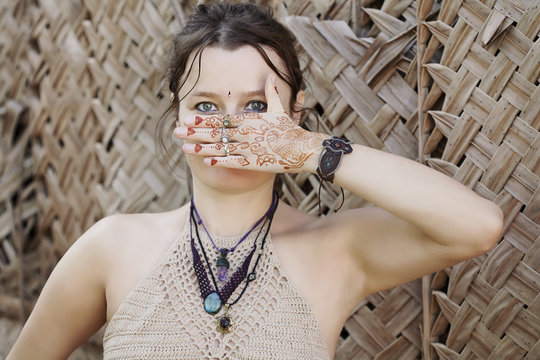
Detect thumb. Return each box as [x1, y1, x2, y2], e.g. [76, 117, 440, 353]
[265, 73, 285, 114]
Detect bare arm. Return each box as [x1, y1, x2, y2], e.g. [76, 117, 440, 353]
[6, 216, 114, 359]
[305, 142, 504, 297]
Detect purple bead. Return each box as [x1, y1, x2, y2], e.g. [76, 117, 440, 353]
[219, 316, 230, 329]
[217, 266, 228, 282]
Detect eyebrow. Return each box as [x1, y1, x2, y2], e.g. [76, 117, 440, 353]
[191, 89, 266, 98]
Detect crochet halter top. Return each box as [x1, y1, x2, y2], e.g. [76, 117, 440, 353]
[102, 208, 331, 360]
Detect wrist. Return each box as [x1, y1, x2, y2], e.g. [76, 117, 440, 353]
[304, 132, 329, 174]
[315, 136, 354, 182]
[312, 135, 354, 215]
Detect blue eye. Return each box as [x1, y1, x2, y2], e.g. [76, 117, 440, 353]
[195, 102, 217, 112]
[246, 101, 267, 112]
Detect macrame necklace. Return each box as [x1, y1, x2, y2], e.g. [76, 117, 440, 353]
[190, 192, 278, 334]
[191, 191, 277, 282]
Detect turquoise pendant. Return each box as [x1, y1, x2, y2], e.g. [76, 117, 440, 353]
[204, 292, 222, 314]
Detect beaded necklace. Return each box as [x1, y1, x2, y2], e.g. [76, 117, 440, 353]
[189, 192, 279, 334]
[191, 191, 276, 282]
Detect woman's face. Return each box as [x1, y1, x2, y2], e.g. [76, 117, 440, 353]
[177, 45, 303, 193]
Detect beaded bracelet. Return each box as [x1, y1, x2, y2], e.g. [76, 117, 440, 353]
[316, 136, 353, 216]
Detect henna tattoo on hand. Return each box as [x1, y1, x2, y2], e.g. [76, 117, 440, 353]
[234, 157, 250, 167]
[244, 114, 322, 171]
[249, 142, 277, 166]
[267, 128, 317, 170]
[191, 112, 322, 171]
[214, 142, 250, 154]
[194, 115, 223, 128]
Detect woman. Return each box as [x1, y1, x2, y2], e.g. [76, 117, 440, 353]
[8, 2, 504, 359]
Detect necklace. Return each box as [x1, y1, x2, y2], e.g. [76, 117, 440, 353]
[189, 192, 279, 334]
[191, 191, 277, 282]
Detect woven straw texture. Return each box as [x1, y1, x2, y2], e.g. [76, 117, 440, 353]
[0, 0, 538, 359]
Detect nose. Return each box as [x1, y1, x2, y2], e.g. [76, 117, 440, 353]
[222, 103, 242, 116]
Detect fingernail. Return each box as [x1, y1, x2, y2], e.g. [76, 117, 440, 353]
[174, 127, 187, 136]
[183, 116, 193, 126]
[195, 116, 203, 125]
[182, 143, 195, 153]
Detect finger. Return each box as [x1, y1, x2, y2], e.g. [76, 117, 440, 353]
[265, 73, 285, 114]
[174, 126, 240, 142]
[182, 114, 222, 128]
[183, 113, 243, 128]
[203, 155, 251, 168]
[182, 142, 248, 156]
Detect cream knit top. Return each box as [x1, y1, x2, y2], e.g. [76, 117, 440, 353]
[102, 209, 331, 360]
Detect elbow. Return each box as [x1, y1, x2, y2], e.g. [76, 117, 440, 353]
[474, 205, 504, 255]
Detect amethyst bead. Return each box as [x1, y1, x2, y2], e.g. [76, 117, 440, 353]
[217, 266, 228, 282]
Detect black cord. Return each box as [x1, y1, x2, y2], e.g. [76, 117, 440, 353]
[190, 195, 279, 307]
[191, 207, 219, 290]
[230, 202, 277, 306]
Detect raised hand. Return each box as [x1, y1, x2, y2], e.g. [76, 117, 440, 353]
[174, 73, 326, 173]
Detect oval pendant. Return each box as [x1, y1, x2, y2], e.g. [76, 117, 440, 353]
[204, 292, 222, 315]
[216, 304, 234, 334]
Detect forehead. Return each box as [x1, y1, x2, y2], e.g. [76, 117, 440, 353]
[178, 45, 287, 97]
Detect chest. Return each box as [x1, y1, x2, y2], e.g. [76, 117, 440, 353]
[105, 226, 353, 359]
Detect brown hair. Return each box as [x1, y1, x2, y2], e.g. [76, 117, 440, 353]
[155, 2, 309, 184]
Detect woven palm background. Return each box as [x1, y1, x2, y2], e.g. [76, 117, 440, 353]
[0, 0, 539, 358]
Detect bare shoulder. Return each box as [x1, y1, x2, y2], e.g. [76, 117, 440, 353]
[98, 205, 190, 321]
[271, 200, 318, 235]
[98, 207, 188, 264]
[5, 207, 190, 359]
[270, 200, 371, 252]
[273, 201, 377, 242]
[271, 201, 366, 296]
